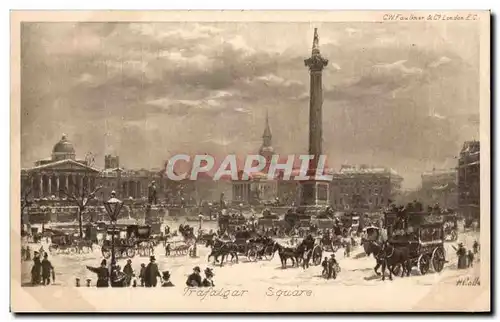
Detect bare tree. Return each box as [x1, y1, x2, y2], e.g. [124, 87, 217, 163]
[59, 174, 102, 238]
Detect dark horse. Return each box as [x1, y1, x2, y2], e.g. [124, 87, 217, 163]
[294, 235, 315, 269]
[379, 242, 411, 281]
[361, 239, 384, 276]
[272, 243, 297, 268]
[206, 239, 238, 267]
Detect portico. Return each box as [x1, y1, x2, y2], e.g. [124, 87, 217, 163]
[22, 159, 100, 198]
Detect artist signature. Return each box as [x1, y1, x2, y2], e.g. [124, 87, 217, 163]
[456, 276, 480, 286]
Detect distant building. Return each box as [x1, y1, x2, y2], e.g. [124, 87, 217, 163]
[232, 111, 278, 204]
[22, 135, 100, 199]
[104, 154, 120, 169]
[330, 164, 403, 212]
[420, 168, 457, 209]
[458, 140, 480, 220]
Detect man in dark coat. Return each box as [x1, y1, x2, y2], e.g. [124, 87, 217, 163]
[144, 256, 161, 287]
[87, 259, 109, 287]
[456, 243, 467, 269]
[327, 254, 338, 279]
[41, 253, 54, 285]
[321, 257, 328, 278]
[186, 266, 202, 287]
[31, 251, 41, 285]
[123, 259, 134, 286]
[467, 250, 475, 268]
[473, 240, 480, 255]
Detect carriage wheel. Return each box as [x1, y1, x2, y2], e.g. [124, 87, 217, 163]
[431, 247, 445, 272]
[312, 245, 322, 266]
[247, 248, 258, 262]
[418, 254, 430, 275]
[127, 247, 136, 258]
[263, 245, 274, 260]
[102, 248, 111, 259]
[68, 246, 77, 254]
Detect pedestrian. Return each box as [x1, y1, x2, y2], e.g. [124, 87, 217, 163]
[456, 243, 467, 269]
[186, 266, 202, 287]
[86, 259, 109, 287]
[161, 271, 175, 287]
[473, 240, 480, 255]
[123, 259, 134, 286]
[139, 263, 146, 287]
[41, 253, 55, 286]
[328, 254, 338, 280]
[467, 250, 474, 268]
[144, 256, 161, 287]
[31, 251, 41, 285]
[321, 257, 328, 278]
[202, 267, 215, 287]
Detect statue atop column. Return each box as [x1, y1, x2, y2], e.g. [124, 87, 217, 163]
[148, 180, 157, 205]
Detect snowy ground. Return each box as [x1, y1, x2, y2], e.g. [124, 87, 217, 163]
[21, 230, 480, 289]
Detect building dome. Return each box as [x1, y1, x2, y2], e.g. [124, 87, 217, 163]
[51, 134, 76, 161]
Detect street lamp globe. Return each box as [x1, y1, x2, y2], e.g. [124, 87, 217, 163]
[103, 191, 124, 222]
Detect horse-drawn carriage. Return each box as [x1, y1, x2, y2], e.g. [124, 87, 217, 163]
[101, 224, 155, 259]
[232, 231, 260, 262]
[48, 230, 93, 254]
[384, 211, 446, 276]
[165, 235, 193, 256]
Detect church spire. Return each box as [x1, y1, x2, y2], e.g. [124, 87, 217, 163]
[262, 108, 272, 143]
[259, 109, 274, 160]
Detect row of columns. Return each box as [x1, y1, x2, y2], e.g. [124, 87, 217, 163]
[122, 181, 142, 199]
[26, 172, 96, 198]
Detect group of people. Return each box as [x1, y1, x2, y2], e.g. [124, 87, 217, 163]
[455, 240, 480, 269]
[321, 254, 339, 279]
[30, 251, 55, 286]
[186, 266, 215, 287]
[86, 255, 174, 288]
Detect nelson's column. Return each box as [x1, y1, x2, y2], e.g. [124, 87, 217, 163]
[299, 28, 330, 209]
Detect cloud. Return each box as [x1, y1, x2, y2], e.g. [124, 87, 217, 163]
[373, 60, 423, 75]
[429, 56, 452, 68]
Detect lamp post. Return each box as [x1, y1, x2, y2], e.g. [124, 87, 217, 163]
[198, 214, 203, 231]
[103, 191, 124, 269]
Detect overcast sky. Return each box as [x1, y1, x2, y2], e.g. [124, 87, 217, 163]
[21, 22, 480, 189]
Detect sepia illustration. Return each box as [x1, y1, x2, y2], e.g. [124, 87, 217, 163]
[11, 11, 490, 312]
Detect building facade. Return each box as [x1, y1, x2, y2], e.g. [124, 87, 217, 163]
[330, 165, 403, 212]
[458, 141, 480, 220]
[21, 135, 100, 199]
[420, 168, 457, 208]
